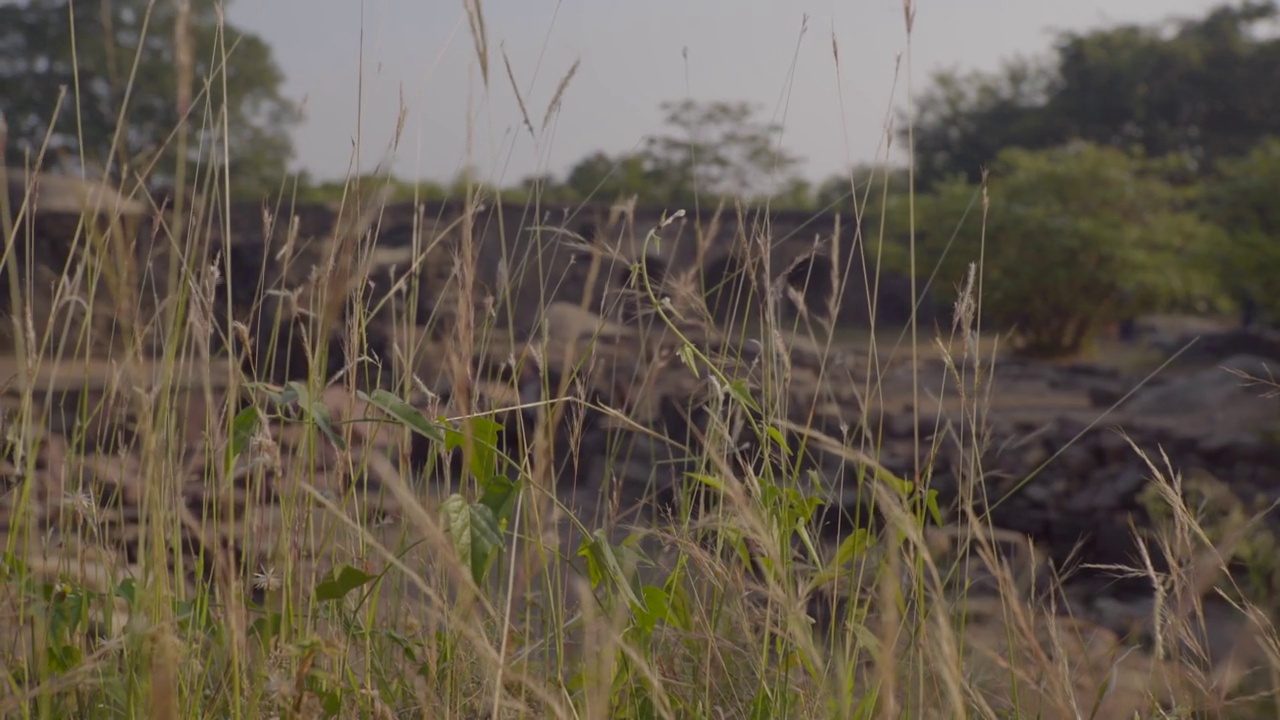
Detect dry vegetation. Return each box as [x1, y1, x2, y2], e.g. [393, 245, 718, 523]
[1, 1, 1279, 718]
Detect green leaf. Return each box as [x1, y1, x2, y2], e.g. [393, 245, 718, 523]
[48, 644, 82, 673]
[676, 342, 697, 370]
[314, 565, 376, 602]
[282, 381, 306, 407]
[113, 578, 136, 606]
[835, 528, 872, 566]
[579, 529, 646, 613]
[442, 494, 503, 585]
[385, 630, 420, 664]
[807, 528, 873, 593]
[249, 612, 282, 646]
[577, 535, 605, 588]
[873, 465, 913, 498]
[924, 488, 944, 527]
[687, 472, 727, 492]
[478, 474, 518, 523]
[317, 688, 343, 717]
[726, 378, 761, 414]
[225, 405, 262, 474]
[748, 685, 776, 720]
[308, 400, 346, 451]
[442, 415, 504, 483]
[358, 388, 444, 443]
[765, 425, 790, 457]
[281, 381, 347, 451]
[633, 585, 671, 636]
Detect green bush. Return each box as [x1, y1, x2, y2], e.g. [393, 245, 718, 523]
[1203, 136, 1280, 323]
[903, 142, 1224, 356]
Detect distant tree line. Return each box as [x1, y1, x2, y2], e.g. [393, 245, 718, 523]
[881, 0, 1280, 354]
[5, 0, 1280, 355]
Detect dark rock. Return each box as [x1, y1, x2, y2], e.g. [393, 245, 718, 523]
[1093, 429, 1134, 466]
[989, 502, 1049, 538]
[1087, 384, 1127, 409]
[1087, 464, 1148, 511]
[1054, 443, 1097, 479]
[1162, 329, 1280, 367]
[885, 412, 931, 440]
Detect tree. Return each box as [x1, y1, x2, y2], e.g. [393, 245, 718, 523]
[548, 99, 804, 208]
[1048, 1, 1280, 167]
[560, 151, 657, 204]
[814, 163, 912, 213]
[294, 172, 447, 204]
[904, 2, 1280, 188]
[908, 143, 1222, 356]
[772, 177, 813, 210]
[641, 99, 801, 202]
[0, 0, 300, 198]
[907, 58, 1063, 188]
[1201, 136, 1280, 323]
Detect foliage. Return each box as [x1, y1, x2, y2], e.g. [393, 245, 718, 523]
[907, 57, 1063, 189]
[294, 171, 448, 204]
[907, 142, 1223, 356]
[8, 0, 1280, 715]
[1201, 136, 1280, 321]
[907, 1, 1280, 188]
[640, 98, 802, 201]
[0, 0, 300, 197]
[813, 163, 912, 215]
[542, 150, 656, 205]
[530, 99, 804, 207]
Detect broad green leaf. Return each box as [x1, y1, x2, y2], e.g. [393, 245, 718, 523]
[282, 381, 307, 407]
[579, 529, 646, 612]
[442, 494, 503, 585]
[113, 578, 136, 605]
[442, 416, 504, 483]
[249, 613, 282, 645]
[633, 585, 671, 636]
[385, 630, 420, 664]
[314, 564, 376, 602]
[48, 644, 82, 673]
[282, 381, 347, 451]
[806, 528, 873, 592]
[308, 400, 346, 451]
[478, 474, 518, 522]
[359, 388, 444, 443]
[225, 405, 262, 474]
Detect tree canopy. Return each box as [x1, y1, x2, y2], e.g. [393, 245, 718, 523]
[0, 0, 300, 197]
[7, 0, 1280, 356]
[1201, 137, 1280, 320]
[906, 1, 1280, 188]
[524, 99, 802, 208]
[904, 143, 1224, 355]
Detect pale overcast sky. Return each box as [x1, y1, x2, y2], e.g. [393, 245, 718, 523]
[225, 0, 1227, 187]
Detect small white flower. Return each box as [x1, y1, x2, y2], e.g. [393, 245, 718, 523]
[252, 566, 282, 592]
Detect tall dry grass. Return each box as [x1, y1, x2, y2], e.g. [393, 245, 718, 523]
[0, 1, 1276, 718]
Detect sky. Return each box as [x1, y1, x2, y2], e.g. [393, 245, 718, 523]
[225, 0, 1228, 188]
